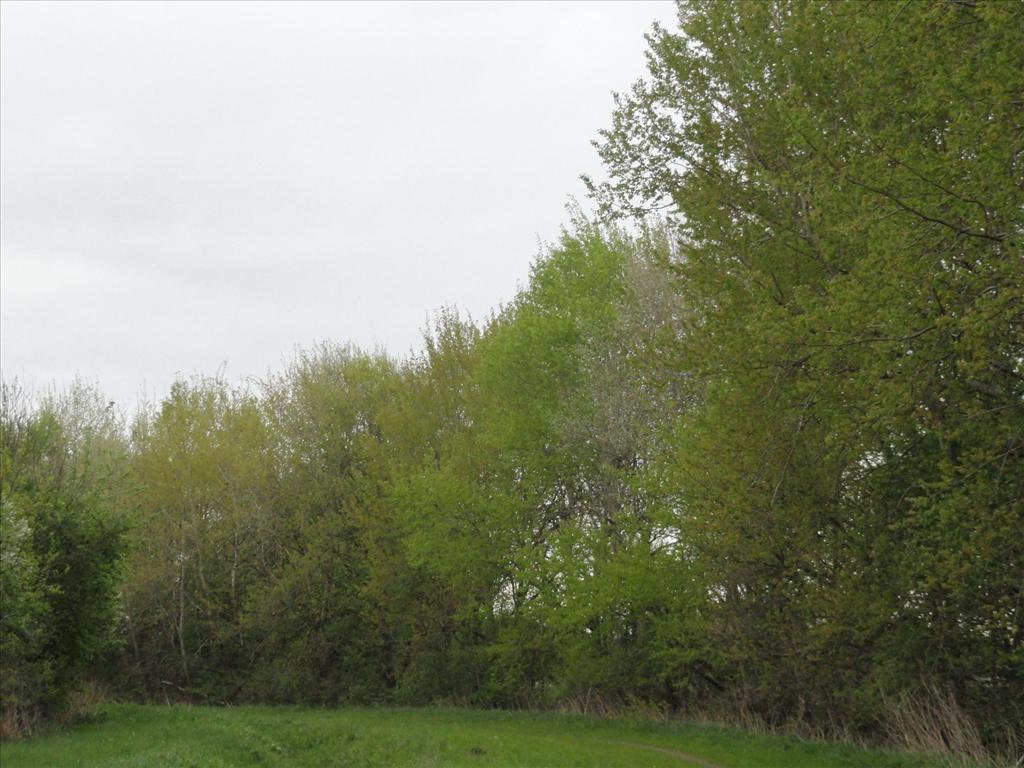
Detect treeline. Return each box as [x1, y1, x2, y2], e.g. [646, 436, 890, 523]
[114, 223, 686, 708]
[2, 0, 1022, 755]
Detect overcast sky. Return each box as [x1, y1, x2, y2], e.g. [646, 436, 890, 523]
[1, 0, 676, 411]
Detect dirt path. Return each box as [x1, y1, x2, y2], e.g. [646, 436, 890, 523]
[596, 738, 727, 768]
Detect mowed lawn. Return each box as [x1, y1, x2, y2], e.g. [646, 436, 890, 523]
[1, 704, 944, 768]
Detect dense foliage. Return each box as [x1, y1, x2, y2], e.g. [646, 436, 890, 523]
[590, 0, 1023, 738]
[0, 384, 129, 735]
[1, 0, 1020, 757]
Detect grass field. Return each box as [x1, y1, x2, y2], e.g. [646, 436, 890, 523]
[0, 704, 947, 768]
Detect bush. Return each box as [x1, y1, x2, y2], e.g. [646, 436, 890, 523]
[0, 382, 128, 737]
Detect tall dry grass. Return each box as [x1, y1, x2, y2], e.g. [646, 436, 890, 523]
[884, 683, 1022, 768]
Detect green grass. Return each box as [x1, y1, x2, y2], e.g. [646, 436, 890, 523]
[0, 704, 946, 768]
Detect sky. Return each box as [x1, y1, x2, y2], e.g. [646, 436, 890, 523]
[1, 0, 677, 412]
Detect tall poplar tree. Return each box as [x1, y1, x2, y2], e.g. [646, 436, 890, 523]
[592, 0, 1023, 734]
